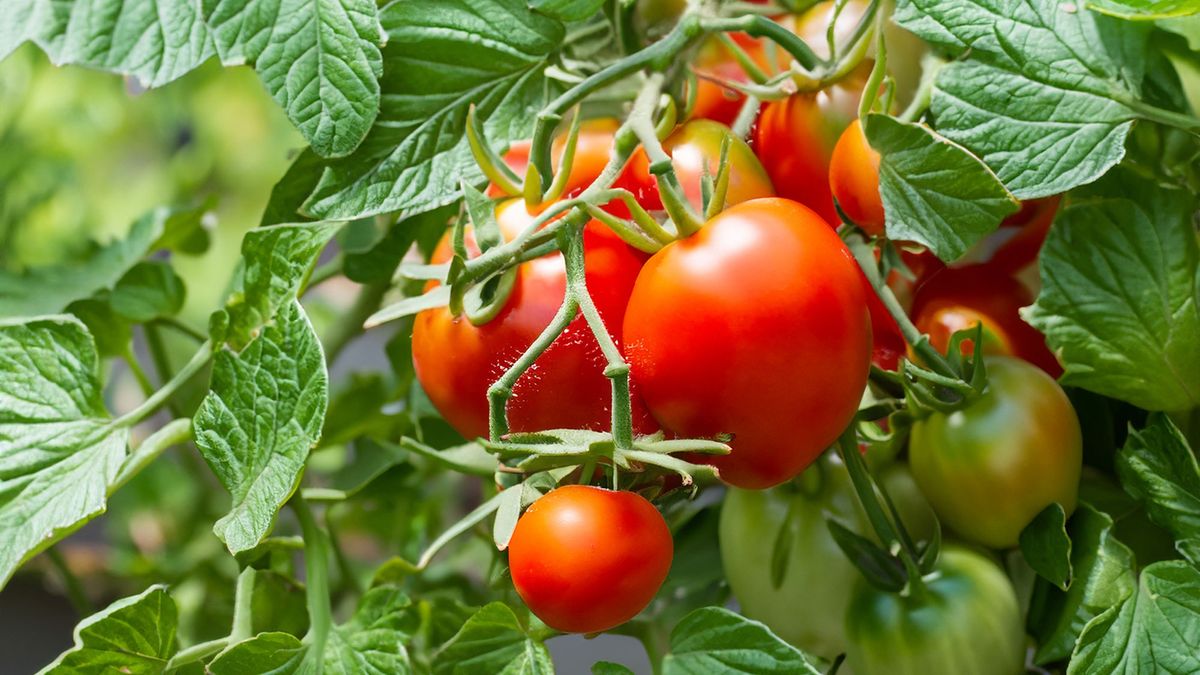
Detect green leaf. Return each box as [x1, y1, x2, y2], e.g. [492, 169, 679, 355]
[202, 0, 385, 158]
[9, 0, 214, 87]
[529, 0, 606, 21]
[662, 607, 823, 675]
[864, 114, 1017, 260]
[110, 261, 186, 322]
[66, 297, 132, 359]
[591, 663, 636, 675]
[1117, 413, 1200, 565]
[39, 585, 177, 674]
[433, 603, 552, 675]
[329, 438, 408, 497]
[1023, 174, 1200, 412]
[252, 571, 310, 638]
[208, 632, 307, 674]
[262, 149, 326, 226]
[1069, 561, 1200, 673]
[1020, 503, 1073, 590]
[195, 300, 329, 554]
[0, 208, 170, 318]
[1088, 0, 1200, 19]
[895, 0, 1151, 198]
[1029, 504, 1137, 665]
[225, 220, 343, 346]
[344, 207, 454, 284]
[0, 316, 127, 589]
[302, 0, 565, 219]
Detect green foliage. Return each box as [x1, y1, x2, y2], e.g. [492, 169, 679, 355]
[433, 603, 553, 674]
[39, 586, 178, 674]
[661, 607, 823, 674]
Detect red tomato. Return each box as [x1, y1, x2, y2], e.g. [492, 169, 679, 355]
[911, 265, 1062, 377]
[690, 33, 772, 126]
[623, 198, 871, 489]
[965, 197, 1060, 273]
[753, 66, 868, 226]
[508, 485, 673, 633]
[615, 119, 775, 214]
[489, 119, 620, 199]
[412, 200, 653, 439]
[829, 119, 885, 236]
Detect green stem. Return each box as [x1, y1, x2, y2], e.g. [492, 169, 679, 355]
[165, 638, 229, 670]
[144, 322, 186, 418]
[699, 15, 820, 72]
[857, 8, 889, 120]
[305, 253, 346, 292]
[155, 316, 207, 343]
[293, 493, 333, 659]
[114, 343, 212, 428]
[331, 280, 388, 360]
[629, 73, 704, 237]
[46, 546, 92, 617]
[896, 54, 944, 123]
[326, 508, 364, 595]
[110, 418, 194, 492]
[230, 566, 257, 643]
[1125, 97, 1200, 135]
[124, 348, 155, 397]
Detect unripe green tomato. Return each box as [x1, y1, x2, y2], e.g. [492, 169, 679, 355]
[909, 356, 1082, 549]
[719, 455, 934, 659]
[844, 546, 1026, 675]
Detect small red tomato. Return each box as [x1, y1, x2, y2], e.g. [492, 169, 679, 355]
[623, 198, 871, 489]
[616, 119, 774, 214]
[489, 118, 621, 199]
[753, 66, 868, 226]
[412, 200, 653, 439]
[911, 265, 1062, 377]
[829, 119, 885, 236]
[508, 485, 674, 633]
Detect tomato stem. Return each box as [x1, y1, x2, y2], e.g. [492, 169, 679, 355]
[230, 566, 256, 643]
[293, 493, 334, 658]
[114, 341, 213, 429]
[630, 73, 706, 237]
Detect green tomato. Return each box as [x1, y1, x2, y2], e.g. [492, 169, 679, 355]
[845, 546, 1026, 675]
[719, 454, 934, 659]
[910, 356, 1082, 549]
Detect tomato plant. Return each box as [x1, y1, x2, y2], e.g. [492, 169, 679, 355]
[624, 198, 871, 489]
[3, 0, 1200, 672]
[910, 357, 1083, 548]
[508, 485, 673, 634]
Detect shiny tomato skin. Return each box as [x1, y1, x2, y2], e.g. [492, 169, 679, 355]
[489, 118, 620, 199]
[753, 67, 867, 226]
[911, 265, 1062, 376]
[829, 119, 885, 236]
[412, 200, 652, 439]
[507, 485, 673, 634]
[845, 546, 1025, 675]
[616, 119, 775, 214]
[909, 356, 1083, 549]
[623, 198, 872, 489]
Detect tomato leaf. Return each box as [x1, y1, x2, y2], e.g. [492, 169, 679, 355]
[1116, 413, 1200, 565]
[662, 607, 824, 675]
[0, 209, 172, 318]
[825, 518, 907, 593]
[1020, 503, 1073, 591]
[110, 261, 187, 323]
[301, 0, 565, 220]
[262, 149, 327, 227]
[492, 481, 524, 551]
[592, 662, 636, 675]
[1028, 504, 1137, 665]
[202, 0, 385, 158]
[433, 603, 553, 675]
[40, 586, 178, 673]
[895, 0, 1151, 198]
[864, 114, 1018, 261]
[0, 316, 127, 590]
[194, 300, 329, 554]
[1087, 0, 1200, 19]
[1069, 561, 1200, 673]
[530, 0, 606, 21]
[365, 287, 452, 329]
[66, 297, 133, 359]
[1024, 173, 1200, 412]
[4, 0, 213, 85]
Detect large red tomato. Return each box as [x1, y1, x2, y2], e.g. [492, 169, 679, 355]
[615, 119, 774, 214]
[489, 118, 620, 199]
[412, 200, 653, 439]
[753, 66, 867, 226]
[623, 198, 872, 489]
[508, 485, 673, 633]
[911, 265, 1062, 377]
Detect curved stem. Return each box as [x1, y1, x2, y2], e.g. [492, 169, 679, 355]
[46, 546, 92, 616]
[114, 343, 212, 429]
[699, 15, 820, 72]
[165, 638, 229, 670]
[630, 73, 704, 237]
[857, 7, 889, 119]
[230, 566, 256, 643]
[1125, 97, 1200, 135]
[293, 493, 333, 657]
[110, 418, 194, 492]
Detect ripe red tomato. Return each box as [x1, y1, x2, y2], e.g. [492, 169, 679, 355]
[489, 118, 620, 199]
[615, 119, 774, 214]
[623, 198, 871, 489]
[412, 200, 653, 439]
[829, 119, 884, 236]
[911, 265, 1062, 377]
[753, 66, 868, 226]
[507, 485, 673, 633]
[909, 357, 1082, 548]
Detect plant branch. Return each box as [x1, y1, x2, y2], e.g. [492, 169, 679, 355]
[46, 546, 92, 617]
[110, 418, 194, 492]
[230, 566, 256, 643]
[114, 343, 212, 429]
[293, 493, 333, 658]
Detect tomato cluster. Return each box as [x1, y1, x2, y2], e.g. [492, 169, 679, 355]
[409, 0, 1080, 647]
